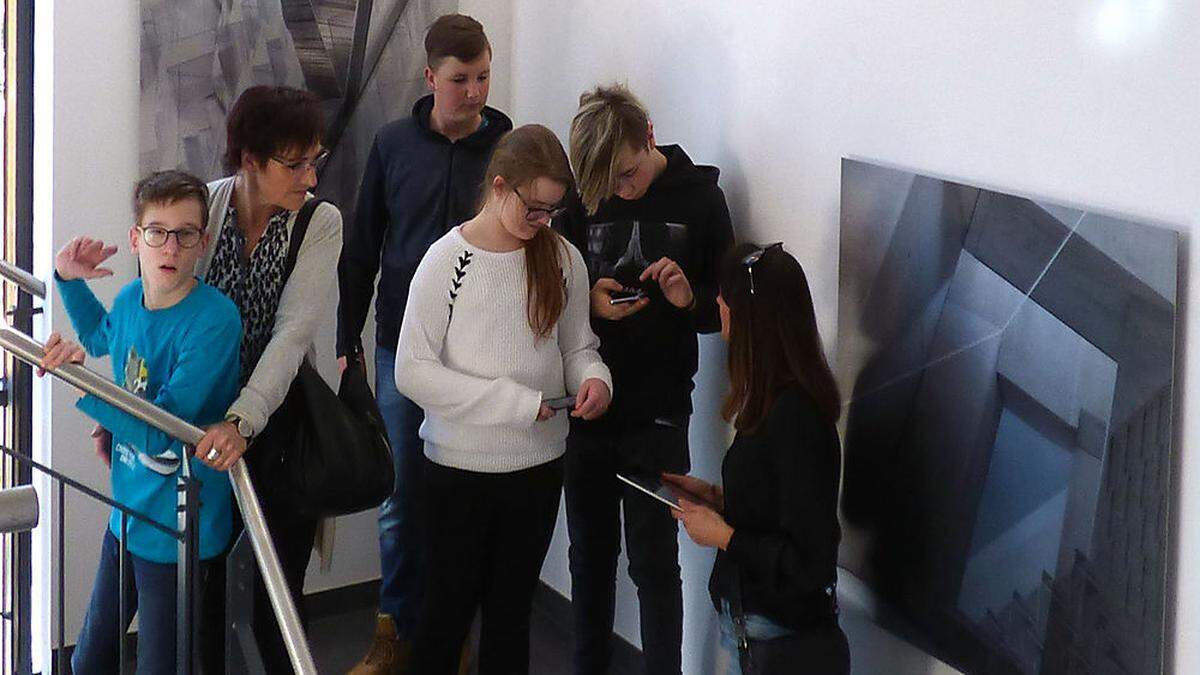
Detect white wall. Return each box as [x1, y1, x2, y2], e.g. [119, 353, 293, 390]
[34, 0, 141, 650]
[499, 1, 1200, 674]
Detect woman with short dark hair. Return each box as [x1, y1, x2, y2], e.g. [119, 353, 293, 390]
[192, 84, 343, 674]
[664, 242, 849, 675]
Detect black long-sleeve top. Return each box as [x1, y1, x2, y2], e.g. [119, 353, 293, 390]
[709, 385, 843, 630]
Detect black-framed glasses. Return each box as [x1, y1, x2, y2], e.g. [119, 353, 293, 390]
[137, 226, 204, 249]
[514, 188, 567, 222]
[742, 242, 783, 295]
[270, 148, 330, 174]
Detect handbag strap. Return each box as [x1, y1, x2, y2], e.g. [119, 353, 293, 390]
[730, 570, 753, 670]
[281, 198, 328, 373]
[283, 198, 328, 285]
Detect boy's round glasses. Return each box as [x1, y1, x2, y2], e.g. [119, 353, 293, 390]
[742, 242, 783, 295]
[270, 148, 330, 174]
[514, 188, 567, 222]
[138, 226, 204, 249]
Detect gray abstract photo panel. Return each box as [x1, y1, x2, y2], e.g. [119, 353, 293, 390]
[140, 0, 455, 225]
[837, 159, 1177, 675]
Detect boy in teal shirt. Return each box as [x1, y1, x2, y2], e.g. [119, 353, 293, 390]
[39, 170, 241, 673]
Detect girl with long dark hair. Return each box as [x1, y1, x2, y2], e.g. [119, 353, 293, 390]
[664, 242, 849, 674]
[393, 124, 612, 674]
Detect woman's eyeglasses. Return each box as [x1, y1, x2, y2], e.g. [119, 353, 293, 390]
[137, 226, 204, 249]
[514, 188, 567, 222]
[270, 149, 330, 174]
[742, 242, 783, 295]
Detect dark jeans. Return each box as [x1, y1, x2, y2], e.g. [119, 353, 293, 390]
[375, 346, 426, 637]
[201, 440, 320, 674]
[565, 420, 690, 675]
[72, 529, 219, 675]
[413, 457, 564, 675]
[249, 469, 320, 674]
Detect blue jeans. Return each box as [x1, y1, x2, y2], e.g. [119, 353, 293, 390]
[72, 529, 216, 674]
[718, 600, 796, 675]
[375, 346, 426, 637]
[718, 600, 849, 674]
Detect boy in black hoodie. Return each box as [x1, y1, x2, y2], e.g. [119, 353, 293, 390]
[336, 14, 513, 675]
[556, 84, 734, 675]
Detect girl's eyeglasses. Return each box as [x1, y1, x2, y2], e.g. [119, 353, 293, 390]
[514, 188, 567, 222]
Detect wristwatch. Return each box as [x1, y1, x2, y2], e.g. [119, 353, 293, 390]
[225, 413, 254, 441]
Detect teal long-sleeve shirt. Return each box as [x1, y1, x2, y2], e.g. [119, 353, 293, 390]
[57, 275, 242, 563]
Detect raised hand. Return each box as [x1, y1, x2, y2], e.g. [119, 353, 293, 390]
[55, 237, 118, 281]
[640, 257, 694, 309]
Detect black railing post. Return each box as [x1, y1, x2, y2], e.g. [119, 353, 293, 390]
[175, 470, 200, 675]
[55, 482, 64, 675]
[226, 532, 268, 673]
[118, 513, 129, 674]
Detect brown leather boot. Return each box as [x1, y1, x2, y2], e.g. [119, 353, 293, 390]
[347, 613, 412, 675]
[457, 637, 473, 675]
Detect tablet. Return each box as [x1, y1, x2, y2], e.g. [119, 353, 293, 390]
[616, 473, 682, 511]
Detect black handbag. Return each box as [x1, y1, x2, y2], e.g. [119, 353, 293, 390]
[247, 199, 394, 518]
[731, 574, 850, 675]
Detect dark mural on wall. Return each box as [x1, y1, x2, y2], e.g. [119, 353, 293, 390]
[139, 0, 455, 226]
[836, 159, 1177, 675]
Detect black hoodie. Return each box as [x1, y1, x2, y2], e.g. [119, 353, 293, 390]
[337, 95, 514, 357]
[556, 145, 734, 428]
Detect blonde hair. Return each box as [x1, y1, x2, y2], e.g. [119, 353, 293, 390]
[481, 125, 575, 339]
[568, 84, 651, 215]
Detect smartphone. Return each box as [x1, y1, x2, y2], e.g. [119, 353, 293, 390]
[544, 395, 576, 410]
[616, 473, 682, 511]
[609, 288, 646, 305]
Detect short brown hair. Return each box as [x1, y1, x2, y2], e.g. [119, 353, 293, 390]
[425, 14, 491, 67]
[132, 170, 210, 230]
[223, 86, 324, 172]
[481, 125, 575, 340]
[569, 84, 651, 215]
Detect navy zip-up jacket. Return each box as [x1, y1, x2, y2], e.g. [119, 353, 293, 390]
[337, 95, 513, 357]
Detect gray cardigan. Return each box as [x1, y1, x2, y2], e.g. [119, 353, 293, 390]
[199, 176, 344, 436]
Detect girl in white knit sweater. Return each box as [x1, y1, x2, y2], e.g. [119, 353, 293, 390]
[395, 124, 612, 674]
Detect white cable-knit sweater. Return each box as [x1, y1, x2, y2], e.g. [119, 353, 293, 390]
[394, 226, 613, 473]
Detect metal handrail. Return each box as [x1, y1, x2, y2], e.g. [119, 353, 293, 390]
[0, 269, 316, 673]
[0, 260, 44, 299]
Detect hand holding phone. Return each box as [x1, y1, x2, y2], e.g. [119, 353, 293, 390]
[661, 472, 724, 512]
[609, 287, 646, 305]
[617, 473, 683, 511]
[544, 395, 576, 411]
[591, 278, 649, 321]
